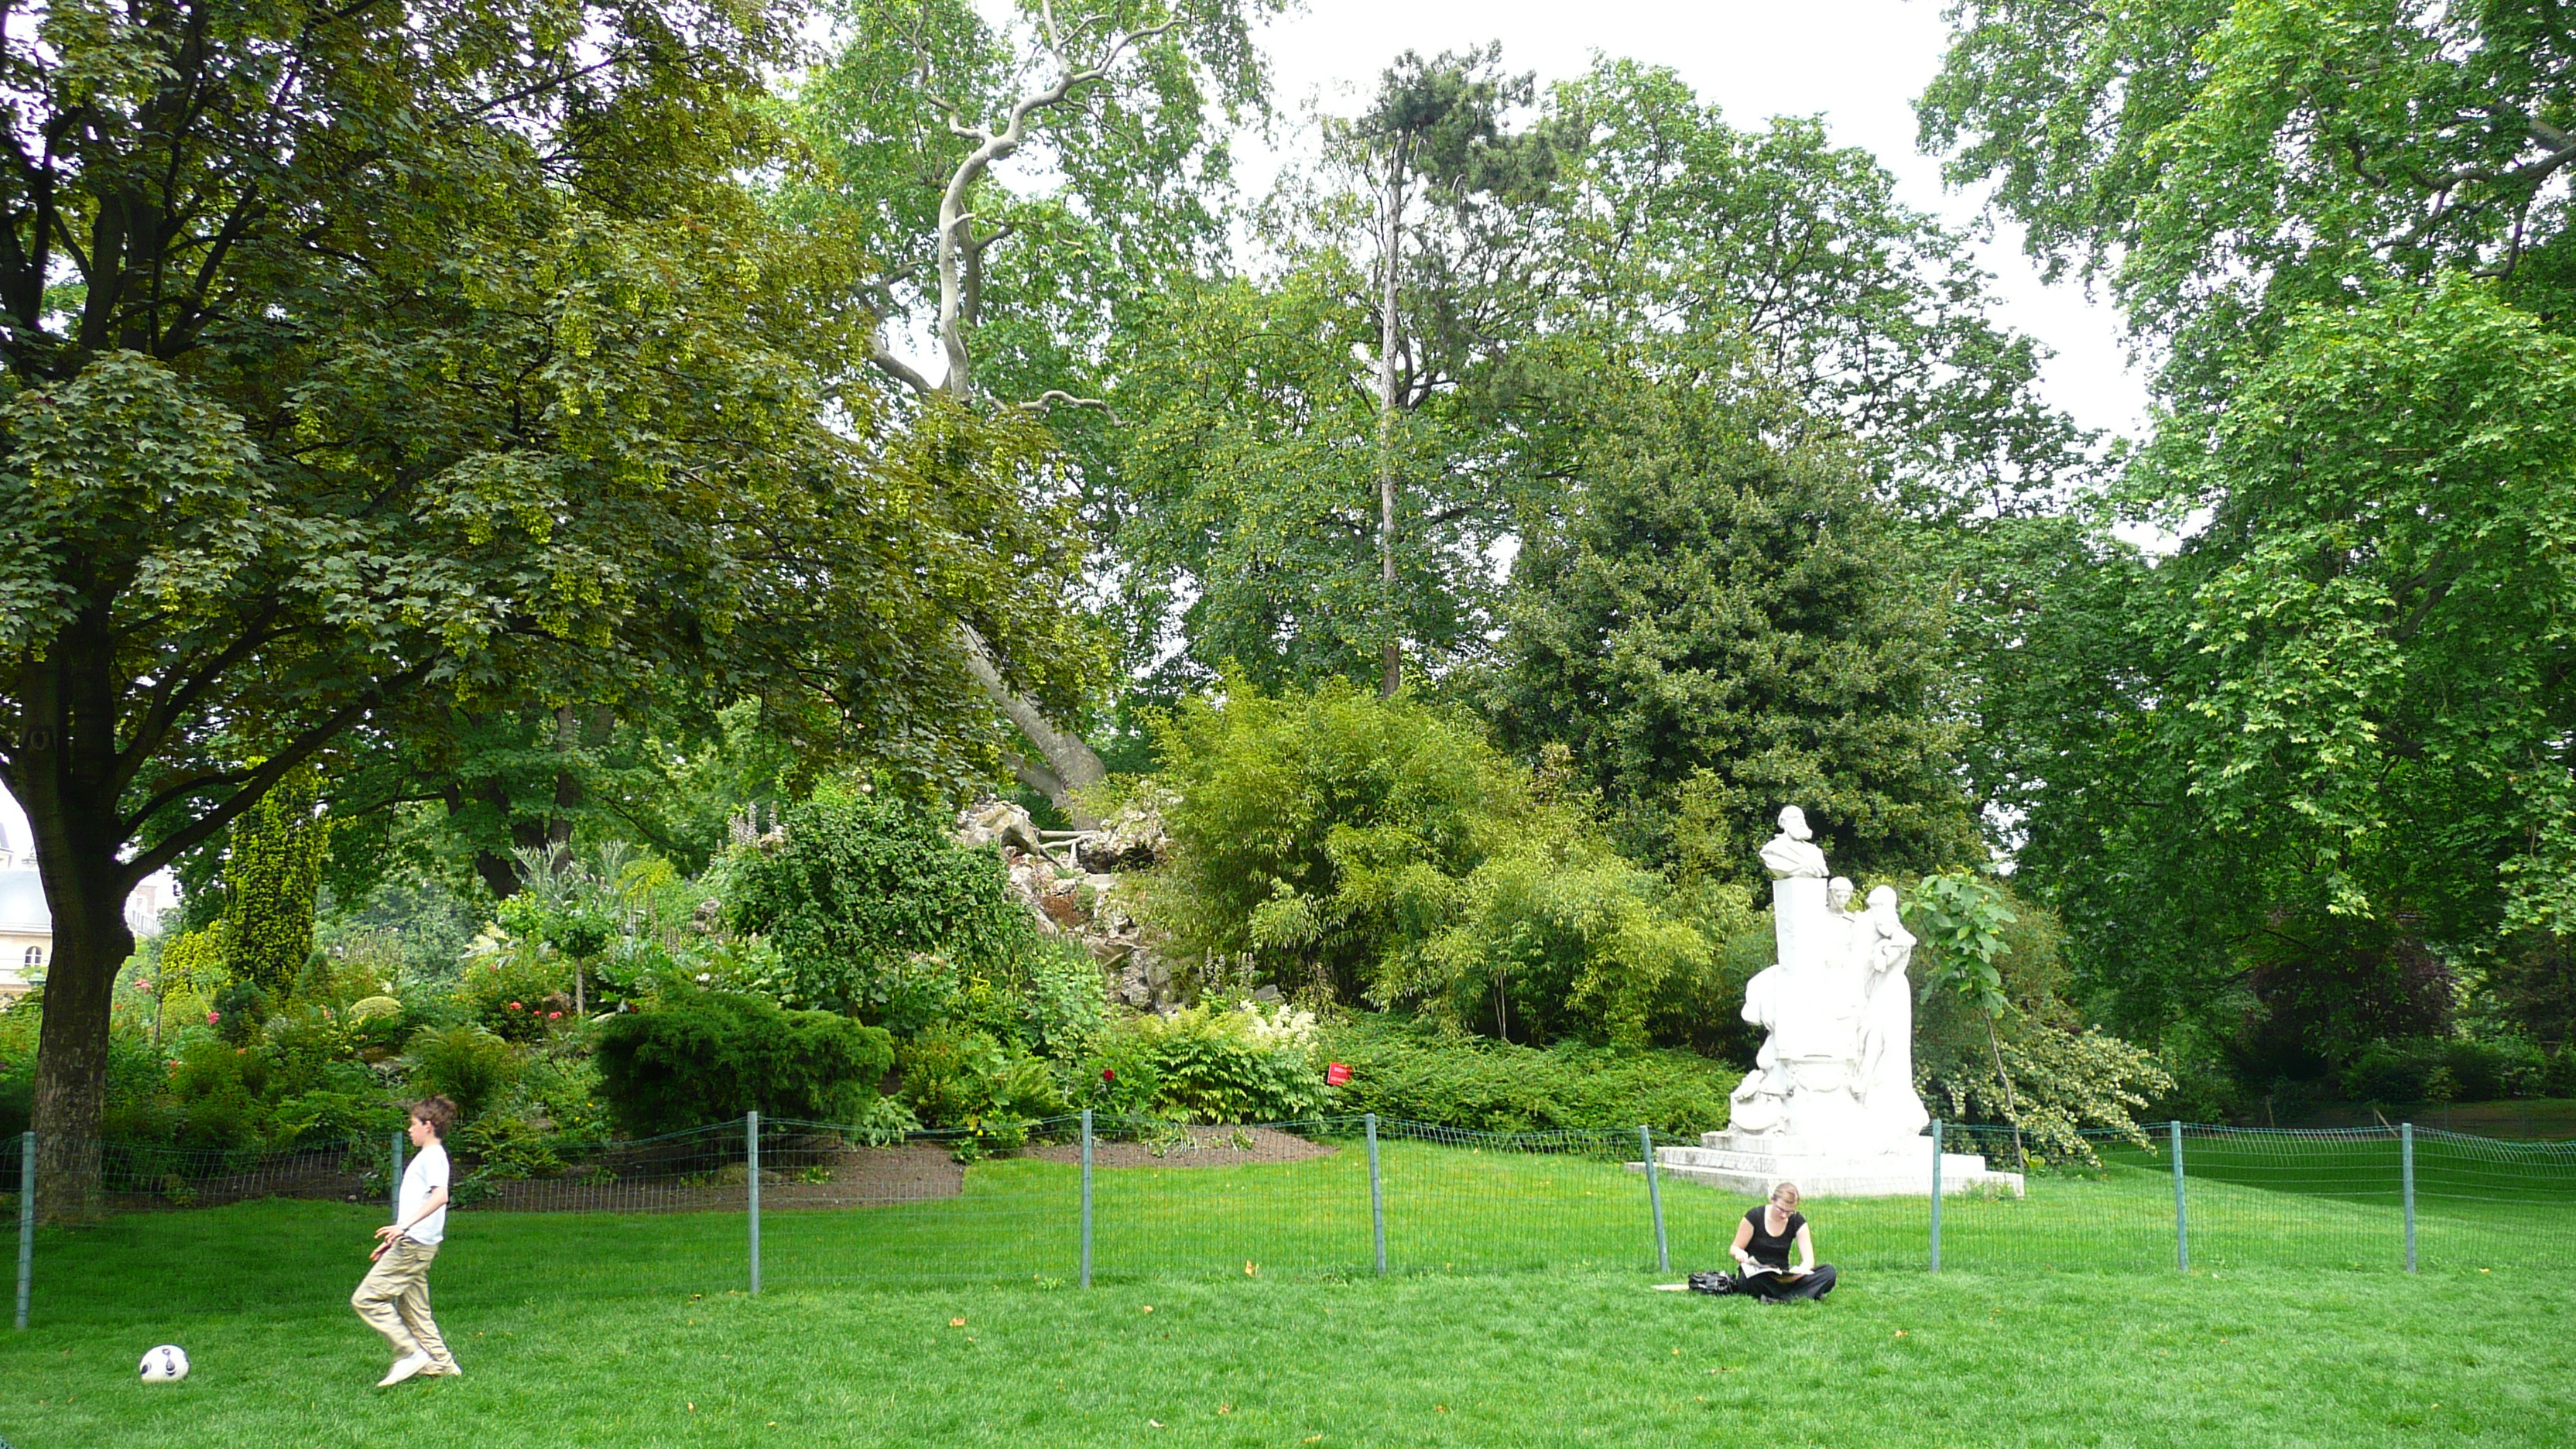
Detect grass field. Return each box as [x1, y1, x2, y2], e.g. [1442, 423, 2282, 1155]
[2, 1139, 2570, 1447]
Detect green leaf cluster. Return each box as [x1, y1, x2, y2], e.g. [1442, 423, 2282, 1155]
[1139, 680, 1750, 1050]
[719, 785, 1032, 1023]
[219, 771, 331, 996]
[1485, 383, 1984, 883]
[593, 992, 896, 1137]
[1092, 1004, 1325, 1126]
[1316, 1014, 1742, 1137]
[1908, 872, 2019, 1020]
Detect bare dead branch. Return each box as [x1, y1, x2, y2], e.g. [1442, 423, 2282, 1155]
[1016, 389, 1124, 426]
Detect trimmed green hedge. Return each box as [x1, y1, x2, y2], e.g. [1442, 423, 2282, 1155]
[2338, 1036, 2559, 1105]
[1318, 1015, 1741, 1136]
[594, 992, 894, 1136]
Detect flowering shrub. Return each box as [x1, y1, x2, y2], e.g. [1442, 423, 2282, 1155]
[454, 931, 570, 1043]
[1235, 999, 1319, 1052]
[1923, 1028, 2175, 1163]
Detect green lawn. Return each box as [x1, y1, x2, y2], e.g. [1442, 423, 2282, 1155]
[2, 1140, 2570, 1447]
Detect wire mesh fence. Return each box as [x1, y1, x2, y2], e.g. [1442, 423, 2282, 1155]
[9, 1116, 2571, 1325]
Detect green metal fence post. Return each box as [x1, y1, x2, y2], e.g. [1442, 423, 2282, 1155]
[1366, 1114, 1386, 1276]
[1640, 1125, 1669, 1276]
[389, 1129, 406, 1224]
[2401, 1122, 2417, 1274]
[746, 1111, 761, 1296]
[2170, 1120, 2188, 1274]
[1080, 1108, 1094, 1290]
[1929, 1120, 1943, 1274]
[14, 1130, 33, 1330]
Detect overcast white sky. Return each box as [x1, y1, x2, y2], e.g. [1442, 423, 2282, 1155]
[1245, 0, 2150, 441]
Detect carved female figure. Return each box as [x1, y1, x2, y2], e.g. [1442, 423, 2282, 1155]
[1857, 886, 1930, 1143]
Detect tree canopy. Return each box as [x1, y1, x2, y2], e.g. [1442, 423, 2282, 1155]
[1921, 0, 2576, 1077]
[0, 0, 1089, 1214]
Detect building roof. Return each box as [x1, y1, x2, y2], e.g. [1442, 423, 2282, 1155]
[0, 870, 47, 936]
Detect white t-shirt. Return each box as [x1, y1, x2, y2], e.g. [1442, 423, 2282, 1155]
[399, 1140, 450, 1245]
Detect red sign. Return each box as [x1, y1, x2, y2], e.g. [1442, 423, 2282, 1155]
[1325, 1061, 1351, 1086]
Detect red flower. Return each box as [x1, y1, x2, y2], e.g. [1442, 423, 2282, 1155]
[1101, 1068, 1116, 1084]
[508, 1001, 522, 1010]
[206, 1011, 221, 1024]
[547, 1011, 561, 1020]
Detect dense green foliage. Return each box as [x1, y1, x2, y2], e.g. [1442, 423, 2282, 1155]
[1411, 838, 1735, 1049]
[1140, 681, 1533, 1005]
[1105, 57, 2088, 699]
[218, 772, 332, 998]
[592, 992, 896, 1137]
[1914, 0, 2576, 1088]
[0, 0, 1098, 1201]
[1485, 385, 1982, 880]
[1318, 1015, 1742, 1136]
[721, 786, 1032, 1024]
[1096, 1002, 1329, 1125]
[404, 1026, 526, 1125]
[2339, 1036, 2572, 1108]
[1141, 680, 1746, 1050]
[31, 0, 2550, 1170]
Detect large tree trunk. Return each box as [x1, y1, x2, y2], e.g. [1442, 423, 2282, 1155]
[1376, 159, 1406, 699]
[468, 771, 531, 901]
[959, 624, 1105, 828]
[15, 625, 141, 1221]
[29, 872, 132, 1222]
[546, 704, 581, 872]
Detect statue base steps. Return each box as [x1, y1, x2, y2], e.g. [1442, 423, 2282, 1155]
[1627, 1132, 2023, 1198]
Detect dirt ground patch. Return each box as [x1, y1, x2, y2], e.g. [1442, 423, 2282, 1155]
[1027, 1124, 1338, 1169]
[108, 1138, 969, 1214]
[480, 1139, 967, 1213]
[105, 1125, 1345, 1217]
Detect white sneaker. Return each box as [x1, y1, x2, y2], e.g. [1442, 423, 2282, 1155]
[378, 1352, 431, 1387]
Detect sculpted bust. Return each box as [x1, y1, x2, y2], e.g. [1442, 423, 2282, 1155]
[1759, 806, 1829, 879]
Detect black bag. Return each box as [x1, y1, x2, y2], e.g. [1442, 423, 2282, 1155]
[1687, 1270, 1738, 1295]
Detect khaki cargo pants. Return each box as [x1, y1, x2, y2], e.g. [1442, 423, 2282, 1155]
[351, 1237, 458, 1372]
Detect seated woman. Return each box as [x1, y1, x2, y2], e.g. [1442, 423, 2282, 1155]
[1728, 1182, 1838, 1301]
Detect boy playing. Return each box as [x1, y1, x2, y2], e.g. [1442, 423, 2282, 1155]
[353, 1096, 462, 1386]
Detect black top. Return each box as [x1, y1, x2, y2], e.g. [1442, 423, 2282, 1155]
[1742, 1206, 1806, 1268]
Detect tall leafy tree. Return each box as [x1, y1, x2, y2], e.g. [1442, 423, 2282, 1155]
[0, 0, 1084, 1215]
[1482, 378, 1982, 880]
[1104, 57, 2091, 701]
[1920, 0, 2576, 1059]
[2005, 286, 2576, 1060]
[781, 0, 1280, 820]
[1348, 46, 1571, 694]
[1920, 0, 2576, 399]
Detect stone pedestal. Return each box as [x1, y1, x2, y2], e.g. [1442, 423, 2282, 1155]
[1631, 1130, 2024, 1198]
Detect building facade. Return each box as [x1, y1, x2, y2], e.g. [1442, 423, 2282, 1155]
[0, 822, 43, 1000]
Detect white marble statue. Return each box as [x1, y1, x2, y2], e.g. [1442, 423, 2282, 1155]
[1728, 810, 1927, 1149]
[1857, 886, 1930, 1146]
[1758, 805, 1829, 879]
[1647, 806, 2019, 1196]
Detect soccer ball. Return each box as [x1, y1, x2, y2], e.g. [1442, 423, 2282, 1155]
[139, 1345, 190, 1382]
